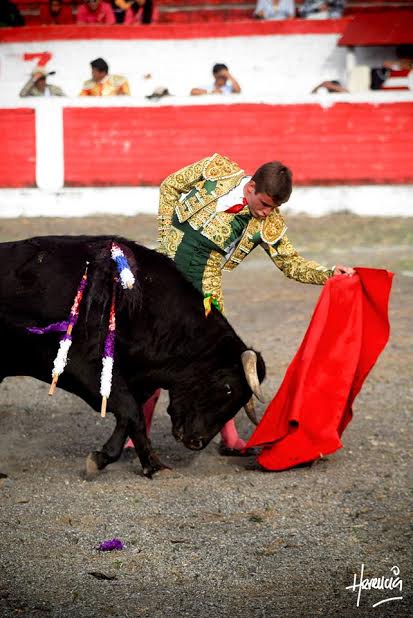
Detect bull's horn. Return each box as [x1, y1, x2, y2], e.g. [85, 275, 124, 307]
[241, 350, 265, 403]
[244, 397, 259, 426]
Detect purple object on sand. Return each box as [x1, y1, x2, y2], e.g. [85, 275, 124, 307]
[98, 538, 124, 552]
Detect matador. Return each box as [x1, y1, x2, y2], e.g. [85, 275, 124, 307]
[131, 153, 354, 454]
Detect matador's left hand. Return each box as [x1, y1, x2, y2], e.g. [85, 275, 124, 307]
[333, 264, 356, 276]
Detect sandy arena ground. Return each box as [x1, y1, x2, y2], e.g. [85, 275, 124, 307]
[0, 214, 412, 617]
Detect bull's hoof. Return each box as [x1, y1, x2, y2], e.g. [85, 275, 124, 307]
[85, 452, 100, 480]
[218, 442, 258, 457]
[142, 462, 172, 479]
[152, 466, 175, 479]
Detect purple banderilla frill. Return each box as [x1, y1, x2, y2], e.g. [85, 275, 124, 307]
[27, 322, 69, 335]
[27, 263, 89, 395]
[100, 286, 116, 418]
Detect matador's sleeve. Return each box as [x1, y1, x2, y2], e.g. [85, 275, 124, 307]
[263, 234, 333, 285]
[157, 156, 211, 253]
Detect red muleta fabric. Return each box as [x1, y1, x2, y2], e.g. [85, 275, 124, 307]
[246, 268, 393, 471]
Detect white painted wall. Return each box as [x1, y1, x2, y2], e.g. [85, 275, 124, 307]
[0, 35, 407, 101]
[1, 185, 412, 218]
[0, 34, 411, 216]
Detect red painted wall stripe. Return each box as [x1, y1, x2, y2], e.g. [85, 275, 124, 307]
[63, 103, 413, 186]
[0, 19, 349, 43]
[0, 109, 36, 188]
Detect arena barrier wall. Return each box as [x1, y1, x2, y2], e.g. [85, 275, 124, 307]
[1, 100, 412, 189]
[0, 108, 36, 187]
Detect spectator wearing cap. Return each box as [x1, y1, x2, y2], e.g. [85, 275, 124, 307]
[20, 70, 65, 97]
[76, 0, 116, 24]
[79, 58, 130, 96]
[190, 63, 241, 96]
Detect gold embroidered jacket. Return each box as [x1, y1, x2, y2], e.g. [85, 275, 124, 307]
[79, 75, 130, 96]
[158, 153, 332, 305]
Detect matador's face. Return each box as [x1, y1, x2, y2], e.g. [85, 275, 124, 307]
[243, 181, 277, 220]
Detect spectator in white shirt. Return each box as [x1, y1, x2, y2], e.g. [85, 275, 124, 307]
[190, 63, 241, 96]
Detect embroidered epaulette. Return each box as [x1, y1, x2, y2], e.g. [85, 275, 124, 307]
[260, 209, 287, 246]
[110, 75, 127, 87]
[203, 153, 244, 181]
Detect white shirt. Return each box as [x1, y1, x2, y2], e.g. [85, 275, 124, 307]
[216, 176, 251, 212]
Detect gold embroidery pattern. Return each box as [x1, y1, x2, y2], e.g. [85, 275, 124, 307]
[176, 175, 244, 224]
[202, 251, 224, 311]
[223, 218, 260, 271]
[163, 226, 184, 260]
[260, 210, 287, 245]
[158, 157, 210, 248]
[187, 203, 216, 231]
[200, 213, 233, 250]
[176, 182, 212, 222]
[267, 236, 332, 285]
[204, 153, 244, 180]
[214, 175, 244, 198]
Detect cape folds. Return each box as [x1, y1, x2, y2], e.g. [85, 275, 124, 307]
[247, 268, 393, 470]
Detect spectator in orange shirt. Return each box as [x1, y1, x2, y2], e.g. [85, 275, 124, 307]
[76, 0, 116, 24]
[79, 57, 130, 96]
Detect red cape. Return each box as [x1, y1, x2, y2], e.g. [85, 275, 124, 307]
[247, 268, 393, 471]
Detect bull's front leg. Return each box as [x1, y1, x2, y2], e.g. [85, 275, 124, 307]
[126, 416, 171, 479]
[85, 385, 169, 479]
[85, 413, 129, 479]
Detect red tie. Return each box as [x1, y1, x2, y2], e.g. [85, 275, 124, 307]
[225, 197, 248, 214]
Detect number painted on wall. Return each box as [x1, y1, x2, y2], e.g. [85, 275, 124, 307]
[23, 52, 52, 68]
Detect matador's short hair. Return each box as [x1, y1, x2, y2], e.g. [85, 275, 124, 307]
[251, 161, 293, 206]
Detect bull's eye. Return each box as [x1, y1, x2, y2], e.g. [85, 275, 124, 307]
[224, 383, 232, 396]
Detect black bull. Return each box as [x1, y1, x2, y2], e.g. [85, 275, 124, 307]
[0, 236, 265, 477]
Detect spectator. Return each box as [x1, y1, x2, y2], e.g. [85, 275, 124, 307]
[371, 45, 413, 91]
[312, 66, 371, 94]
[40, 0, 74, 25]
[299, 0, 346, 19]
[76, 0, 116, 24]
[111, 0, 154, 24]
[253, 0, 295, 20]
[0, 0, 25, 26]
[20, 69, 65, 97]
[190, 63, 241, 96]
[311, 80, 348, 93]
[79, 57, 130, 95]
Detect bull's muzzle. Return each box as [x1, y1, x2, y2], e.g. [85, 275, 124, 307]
[185, 437, 205, 451]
